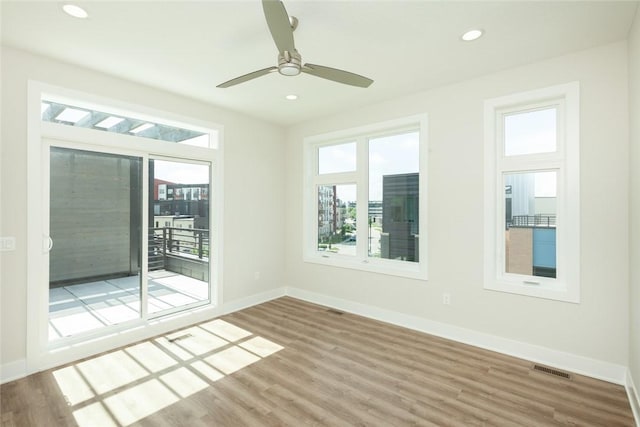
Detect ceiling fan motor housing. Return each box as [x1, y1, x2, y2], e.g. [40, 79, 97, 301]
[278, 50, 302, 76]
[216, 1, 373, 88]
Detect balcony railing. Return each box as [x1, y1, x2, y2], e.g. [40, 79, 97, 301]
[149, 227, 209, 271]
[509, 214, 556, 228]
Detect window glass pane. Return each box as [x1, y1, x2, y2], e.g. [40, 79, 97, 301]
[317, 184, 356, 255]
[368, 131, 419, 262]
[318, 142, 356, 174]
[504, 171, 557, 278]
[49, 148, 143, 340]
[504, 108, 557, 156]
[41, 100, 212, 147]
[149, 160, 210, 315]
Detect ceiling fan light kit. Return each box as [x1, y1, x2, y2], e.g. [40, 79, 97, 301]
[278, 50, 302, 76]
[217, 0, 373, 89]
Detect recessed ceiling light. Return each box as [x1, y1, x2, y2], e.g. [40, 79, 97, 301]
[62, 4, 88, 19]
[285, 94, 298, 101]
[461, 29, 484, 42]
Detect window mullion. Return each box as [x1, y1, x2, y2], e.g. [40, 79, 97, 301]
[356, 137, 369, 259]
[499, 158, 564, 173]
[314, 172, 358, 185]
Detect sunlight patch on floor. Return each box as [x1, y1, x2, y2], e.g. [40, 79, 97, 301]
[52, 318, 284, 426]
[124, 341, 178, 373]
[166, 326, 229, 356]
[104, 379, 180, 426]
[240, 336, 285, 358]
[77, 350, 149, 395]
[200, 318, 253, 342]
[160, 367, 209, 398]
[190, 360, 225, 382]
[73, 401, 119, 427]
[53, 366, 96, 406]
[205, 346, 261, 375]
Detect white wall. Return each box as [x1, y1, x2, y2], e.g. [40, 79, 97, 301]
[286, 42, 629, 367]
[0, 47, 286, 367]
[0, 37, 634, 385]
[629, 7, 640, 391]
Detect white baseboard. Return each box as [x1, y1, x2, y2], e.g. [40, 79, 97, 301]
[222, 287, 286, 314]
[34, 287, 288, 377]
[286, 286, 628, 385]
[2, 286, 629, 390]
[2, 287, 287, 384]
[1, 358, 27, 385]
[626, 370, 640, 426]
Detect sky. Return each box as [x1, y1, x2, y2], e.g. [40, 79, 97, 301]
[318, 131, 419, 202]
[153, 110, 554, 198]
[154, 159, 210, 184]
[505, 107, 558, 197]
[504, 107, 556, 156]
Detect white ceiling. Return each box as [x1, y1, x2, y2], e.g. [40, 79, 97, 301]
[1, 1, 637, 126]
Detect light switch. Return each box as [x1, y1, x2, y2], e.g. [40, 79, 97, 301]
[0, 237, 16, 251]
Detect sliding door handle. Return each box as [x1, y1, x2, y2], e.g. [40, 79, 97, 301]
[43, 235, 53, 253]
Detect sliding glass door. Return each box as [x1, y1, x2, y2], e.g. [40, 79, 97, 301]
[147, 158, 211, 315]
[48, 147, 143, 340]
[48, 148, 212, 342]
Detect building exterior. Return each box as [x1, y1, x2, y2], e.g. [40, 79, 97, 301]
[154, 180, 209, 219]
[504, 174, 557, 278]
[380, 173, 419, 261]
[317, 185, 347, 242]
[368, 200, 382, 224]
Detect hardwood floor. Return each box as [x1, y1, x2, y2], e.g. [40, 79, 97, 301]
[1, 297, 635, 426]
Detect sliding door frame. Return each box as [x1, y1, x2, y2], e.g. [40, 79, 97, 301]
[45, 140, 150, 344]
[26, 81, 224, 373]
[146, 155, 214, 319]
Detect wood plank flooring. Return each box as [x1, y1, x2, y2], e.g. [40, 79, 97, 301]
[1, 297, 635, 426]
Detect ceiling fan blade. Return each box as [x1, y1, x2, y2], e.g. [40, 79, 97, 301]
[217, 66, 277, 88]
[262, 0, 295, 54]
[302, 63, 373, 88]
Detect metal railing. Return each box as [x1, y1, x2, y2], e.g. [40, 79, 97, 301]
[148, 227, 209, 271]
[509, 214, 556, 228]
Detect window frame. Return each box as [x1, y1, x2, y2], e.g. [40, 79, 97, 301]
[483, 82, 580, 303]
[303, 114, 428, 280]
[26, 80, 225, 372]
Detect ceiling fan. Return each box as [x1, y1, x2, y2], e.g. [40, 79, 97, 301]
[217, 0, 374, 89]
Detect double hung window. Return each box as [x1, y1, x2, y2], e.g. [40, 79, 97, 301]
[304, 115, 428, 279]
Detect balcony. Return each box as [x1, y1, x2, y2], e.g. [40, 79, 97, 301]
[49, 227, 210, 341]
[509, 214, 556, 228]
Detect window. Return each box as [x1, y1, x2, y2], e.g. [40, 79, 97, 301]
[41, 99, 218, 148]
[27, 81, 223, 370]
[484, 82, 580, 302]
[304, 115, 427, 279]
[318, 142, 356, 174]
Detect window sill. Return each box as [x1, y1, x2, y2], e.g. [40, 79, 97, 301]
[484, 279, 579, 303]
[304, 253, 427, 281]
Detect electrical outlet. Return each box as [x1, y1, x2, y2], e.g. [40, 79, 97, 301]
[0, 237, 16, 252]
[442, 292, 451, 305]
[254, 271, 261, 280]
